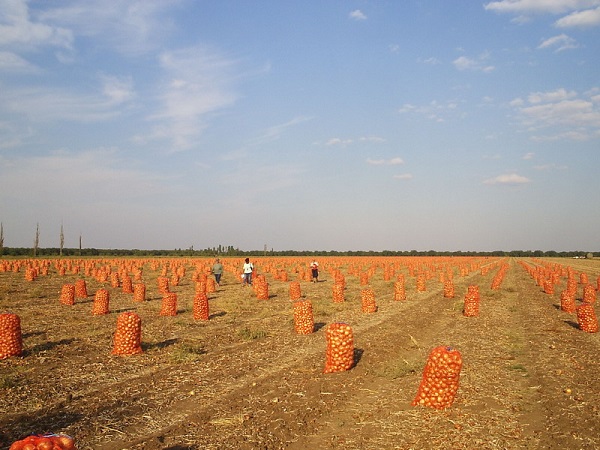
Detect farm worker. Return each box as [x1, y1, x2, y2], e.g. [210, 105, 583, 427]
[310, 260, 319, 283]
[242, 258, 254, 286]
[211, 258, 224, 286]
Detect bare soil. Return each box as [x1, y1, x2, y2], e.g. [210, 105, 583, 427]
[1, 256, 600, 450]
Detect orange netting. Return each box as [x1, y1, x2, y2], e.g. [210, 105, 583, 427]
[112, 312, 143, 356]
[75, 279, 88, 298]
[323, 322, 354, 373]
[60, 284, 75, 306]
[443, 280, 454, 298]
[160, 293, 178, 316]
[361, 288, 377, 313]
[133, 283, 146, 302]
[577, 303, 598, 333]
[332, 283, 345, 303]
[92, 289, 110, 315]
[9, 434, 76, 450]
[463, 286, 480, 317]
[582, 284, 597, 304]
[560, 289, 576, 313]
[293, 299, 314, 334]
[193, 292, 209, 320]
[0, 313, 22, 359]
[412, 345, 462, 409]
[289, 281, 301, 300]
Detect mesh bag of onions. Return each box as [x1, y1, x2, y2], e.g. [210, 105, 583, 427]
[323, 322, 354, 373]
[9, 434, 76, 450]
[0, 312, 22, 359]
[112, 312, 143, 356]
[412, 345, 462, 409]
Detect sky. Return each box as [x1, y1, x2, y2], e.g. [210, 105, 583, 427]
[0, 0, 599, 253]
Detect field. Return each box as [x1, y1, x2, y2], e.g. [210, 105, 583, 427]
[1, 256, 600, 450]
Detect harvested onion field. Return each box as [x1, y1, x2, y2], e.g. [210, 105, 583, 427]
[1, 256, 600, 449]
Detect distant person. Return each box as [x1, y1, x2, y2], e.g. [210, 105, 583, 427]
[310, 260, 319, 283]
[242, 258, 254, 286]
[212, 258, 224, 286]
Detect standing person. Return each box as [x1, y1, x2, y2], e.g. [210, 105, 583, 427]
[212, 258, 224, 286]
[242, 258, 254, 286]
[310, 259, 319, 283]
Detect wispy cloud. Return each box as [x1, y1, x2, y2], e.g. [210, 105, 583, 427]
[349, 10, 367, 20]
[537, 34, 579, 51]
[555, 6, 600, 27]
[366, 157, 404, 166]
[138, 45, 239, 152]
[510, 88, 600, 141]
[453, 53, 495, 73]
[483, 173, 531, 185]
[522, 152, 535, 160]
[399, 100, 462, 122]
[0, 51, 40, 72]
[393, 173, 413, 180]
[325, 136, 385, 147]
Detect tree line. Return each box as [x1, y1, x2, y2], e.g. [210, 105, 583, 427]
[0, 246, 596, 259]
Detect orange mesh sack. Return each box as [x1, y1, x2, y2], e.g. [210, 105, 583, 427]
[160, 293, 178, 316]
[323, 323, 354, 373]
[332, 284, 345, 303]
[560, 289, 576, 313]
[0, 313, 23, 359]
[92, 289, 110, 315]
[60, 284, 75, 306]
[582, 284, 597, 304]
[394, 276, 406, 301]
[193, 292, 209, 321]
[75, 279, 88, 298]
[9, 434, 76, 450]
[463, 286, 480, 317]
[412, 345, 462, 409]
[112, 312, 143, 356]
[361, 288, 377, 313]
[443, 280, 454, 298]
[133, 283, 146, 302]
[289, 281, 301, 300]
[293, 300, 314, 334]
[577, 303, 599, 333]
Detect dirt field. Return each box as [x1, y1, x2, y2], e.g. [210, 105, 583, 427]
[1, 256, 599, 450]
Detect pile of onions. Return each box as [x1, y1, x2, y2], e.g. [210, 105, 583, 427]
[206, 277, 217, 293]
[412, 345, 462, 409]
[160, 293, 178, 316]
[416, 273, 427, 292]
[255, 276, 269, 300]
[560, 289, 576, 313]
[332, 284, 345, 303]
[394, 275, 406, 301]
[577, 303, 598, 333]
[9, 434, 76, 450]
[193, 292, 209, 320]
[293, 299, 314, 334]
[92, 289, 110, 315]
[289, 281, 301, 300]
[59, 284, 75, 306]
[133, 283, 146, 302]
[463, 285, 480, 317]
[443, 280, 454, 298]
[112, 312, 143, 356]
[361, 288, 377, 313]
[121, 275, 134, 294]
[0, 313, 22, 359]
[74, 279, 88, 298]
[157, 276, 170, 294]
[323, 322, 354, 373]
[582, 284, 597, 304]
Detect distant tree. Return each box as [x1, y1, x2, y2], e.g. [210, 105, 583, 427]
[0, 222, 4, 257]
[60, 224, 64, 257]
[33, 223, 40, 257]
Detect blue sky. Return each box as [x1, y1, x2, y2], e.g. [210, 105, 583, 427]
[0, 0, 599, 252]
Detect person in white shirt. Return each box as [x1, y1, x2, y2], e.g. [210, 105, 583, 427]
[242, 258, 254, 286]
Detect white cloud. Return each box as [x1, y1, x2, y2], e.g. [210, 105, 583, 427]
[393, 173, 413, 180]
[349, 9, 367, 20]
[453, 54, 495, 72]
[140, 45, 239, 151]
[0, 0, 73, 49]
[37, 0, 178, 55]
[398, 100, 463, 122]
[484, 1, 600, 15]
[523, 152, 535, 159]
[325, 136, 385, 147]
[366, 157, 404, 166]
[533, 163, 568, 169]
[326, 138, 353, 147]
[100, 74, 135, 105]
[555, 6, 600, 26]
[527, 88, 577, 103]
[0, 51, 39, 72]
[510, 88, 600, 140]
[483, 173, 531, 185]
[537, 33, 579, 51]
